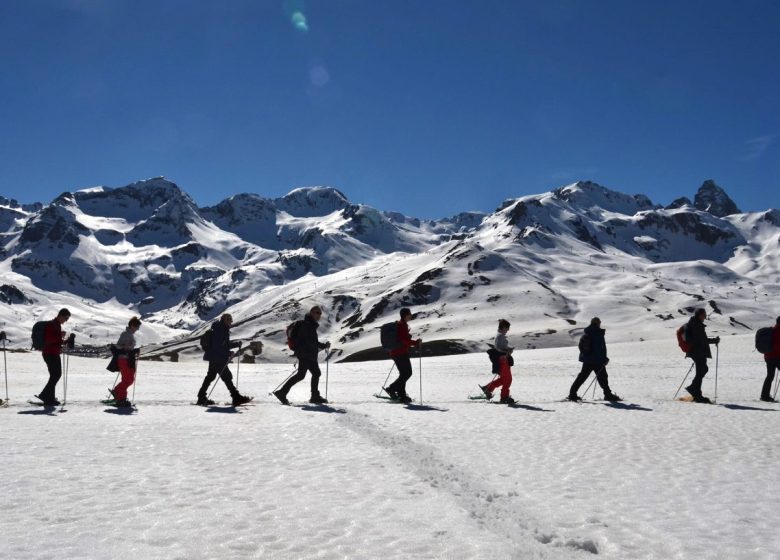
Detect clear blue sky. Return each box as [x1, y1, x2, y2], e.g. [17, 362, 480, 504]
[1, 0, 778, 217]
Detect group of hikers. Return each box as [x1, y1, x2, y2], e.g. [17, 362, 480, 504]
[2, 304, 779, 409]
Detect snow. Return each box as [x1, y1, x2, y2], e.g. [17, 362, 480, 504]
[1, 336, 778, 559]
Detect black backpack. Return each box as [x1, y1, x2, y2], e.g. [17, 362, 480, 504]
[199, 330, 212, 352]
[31, 321, 49, 351]
[755, 327, 774, 354]
[380, 322, 399, 351]
[578, 333, 591, 354]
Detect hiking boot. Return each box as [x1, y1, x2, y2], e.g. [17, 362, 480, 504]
[693, 394, 712, 404]
[115, 399, 132, 408]
[309, 394, 329, 405]
[760, 395, 777, 403]
[398, 394, 413, 404]
[567, 394, 582, 402]
[479, 385, 493, 400]
[604, 392, 622, 402]
[684, 385, 702, 400]
[232, 394, 252, 406]
[383, 387, 399, 400]
[499, 396, 516, 405]
[273, 390, 290, 406]
[196, 396, 215, 406]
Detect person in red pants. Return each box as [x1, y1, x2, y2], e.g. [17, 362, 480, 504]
[481, 319, 515, 404]
[111, 317, 141, 407]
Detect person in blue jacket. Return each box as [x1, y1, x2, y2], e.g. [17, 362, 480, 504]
[196, 313, 251, 406]
[567, 317, 621, 402]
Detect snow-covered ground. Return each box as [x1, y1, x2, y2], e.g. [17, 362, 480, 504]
[1, 336, 778, 559]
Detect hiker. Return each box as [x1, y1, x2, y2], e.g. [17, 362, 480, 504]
[684, 308, 720, 403]
[383, 307, 422, 404]
[480, 319, 516, 404]
[568, 317, 621, 402]
[37, 308, 73, 405]
[109, 317, 141, 408]
[196, 313, 251, 406]
[274, 306, 331, 405]
[760, 316, 780, 403]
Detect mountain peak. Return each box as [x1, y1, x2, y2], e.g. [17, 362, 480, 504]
[275, 186, 350, 217]
[694, 180, 740, 217]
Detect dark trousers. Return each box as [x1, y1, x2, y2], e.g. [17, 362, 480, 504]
[689, 358, 709, 395]
[279, 356, 321, 396]
[570, 363, 611, 397]
[198, 361, 239, 399]
[40, 354, 62, 402]
[388, 355, 413, 397]
[763, 361, 779, 398]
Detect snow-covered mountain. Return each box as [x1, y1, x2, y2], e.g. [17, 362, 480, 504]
[0, 177, 777, 361]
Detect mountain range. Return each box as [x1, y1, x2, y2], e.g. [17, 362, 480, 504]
[1, 178, 778, 361]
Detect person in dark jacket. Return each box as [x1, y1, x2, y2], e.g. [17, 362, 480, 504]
[383, 307, 422, 404]
[684, 308, 720, 403]
[273, 306, 331, 405]
[196, 313, 251, 406]
[760, 316, 780, 403]
[567, 317, 621, 402]
[37, 308, 72, 405]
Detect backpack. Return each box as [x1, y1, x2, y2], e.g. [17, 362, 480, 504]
[755, 327, 774, 354]
[31, 320, 49, 351]
[676, 324, 690, 354]
[578, 333, 591, 354]
[199, 330, 212, 352]
[286, 321, 302, 351]
[380, 322, 399, 351]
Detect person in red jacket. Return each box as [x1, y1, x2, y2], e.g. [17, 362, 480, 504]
[761, 316, 780, 403]
[383, 308, 422, 404]
[37, 308, 72, 405]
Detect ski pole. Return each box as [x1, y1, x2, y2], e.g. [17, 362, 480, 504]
[419, 347, 423, 405]
[325, 351, 330, 401]
[131, 351, 139, 405]
[272, 362, 298, 393]
[2, 337, 8, 403]
[379, 362, 396, 395]
[714, 343, 719, 403]
[673, 361, 695, 400]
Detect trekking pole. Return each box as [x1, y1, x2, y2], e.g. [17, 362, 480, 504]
[2, 337, 8, 404]
[272, 362, 298, 393]
[131, 352, 139, 405]
[325, 350, 330, 401]
[235, 344, 242, 389]
[379, 362, 396, 395]
[583, 375, 596, 400]
[673, 361, 695, 400]
[61, 351, 69, 410]
[419, 347, 423, 405]
[207, 362, 230, 399]
[773, 370, 780, 401]
[714, 344, 719, 403]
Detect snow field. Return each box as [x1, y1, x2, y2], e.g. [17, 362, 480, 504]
[1, 335, 778, 559]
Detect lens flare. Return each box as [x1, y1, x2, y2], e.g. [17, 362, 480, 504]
[291, 11, 308, 33]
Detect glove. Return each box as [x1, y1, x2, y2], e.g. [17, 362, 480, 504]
[715, 337, 721, 345]
[605, 358, 610, 365]
[416, 338, 422, 345]
[325, 341, 331, 348]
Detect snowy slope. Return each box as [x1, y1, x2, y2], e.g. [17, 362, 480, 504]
[0, 178, 778, 362]
[0, 337, 778, 559]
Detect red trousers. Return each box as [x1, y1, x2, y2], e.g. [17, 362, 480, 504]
[486, 356, 512, 399]
[113, 357, 135, 400]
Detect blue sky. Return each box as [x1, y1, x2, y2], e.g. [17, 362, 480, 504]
[1, 0, 778, 217]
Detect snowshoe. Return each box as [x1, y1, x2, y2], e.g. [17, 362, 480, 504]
[760, 396, 778, 403]
[232, 394, 253, 406]
[309, 394, 329, 405]
[35, 395, 60, 406]
[115, 399, 133, 408]
[604, 393, 622, 402]
[273, 390, 290, 406]
[566, 394, 582, 402]
[693, 395, 712, 404]
[383, 387, 399, 400]
[499, 396, 516, 405]
[397, 394, 413, 404]
[196, 397, 215, 406]
[479, 385, 493, 400]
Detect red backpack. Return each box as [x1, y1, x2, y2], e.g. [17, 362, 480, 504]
[676, 324, 690, 354]
[286, 321, 302, 350]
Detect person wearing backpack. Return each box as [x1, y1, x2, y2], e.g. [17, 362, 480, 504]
[760, 316, 780, 403]
[196, 313, 251, 406]
[273, 306, 331, 405]
[567, 317, 621, 402]
[684, 308, 720, 403]
[36, 308, 71, 405]
[480, 319, 516, 404]
[383, 308, 422, 404]
[109, 317, 142, 408]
